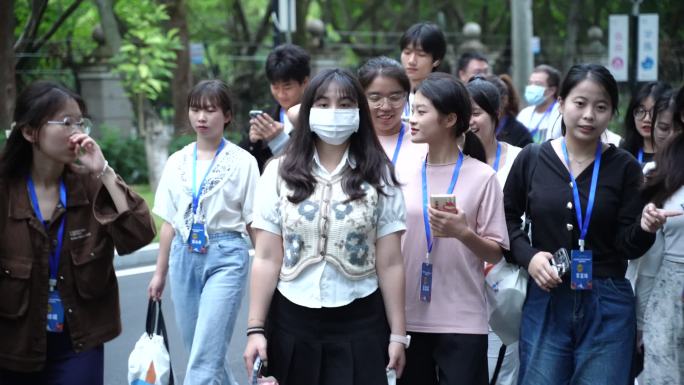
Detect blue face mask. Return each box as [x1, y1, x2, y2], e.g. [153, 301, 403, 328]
[524, 84, 546, 106]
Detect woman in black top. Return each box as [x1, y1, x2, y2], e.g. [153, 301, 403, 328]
[503, 64, 666, 384]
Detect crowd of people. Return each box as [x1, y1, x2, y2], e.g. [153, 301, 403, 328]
[0, 21, 682, 385]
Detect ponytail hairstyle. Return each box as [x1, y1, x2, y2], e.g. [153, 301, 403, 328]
[466, 76, 502, 130]
[559, 64, 619, 136]
[0, 81, 86, 181]
[416, 72, 486, 162]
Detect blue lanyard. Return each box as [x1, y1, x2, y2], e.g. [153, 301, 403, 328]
[403, 100, 410, 118]
[421, 152, 464, 254]
[192, 139, 226, 217]
[27, 177, 67, 289]
[495, 115, 508, 136]
[529, 101, 556, 141]
[637, 147, 644, 164]
[391, 123, 406, 165]
[279, 108, 285, 124]
[492, 142, 502, 172]
[561, 139, 602, 251]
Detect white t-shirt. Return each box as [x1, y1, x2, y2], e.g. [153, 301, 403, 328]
[517, 102, 562, 142]
[153, 140, 259, 241]
[252, 150, 407, 308]
[495, 143, 522, 188]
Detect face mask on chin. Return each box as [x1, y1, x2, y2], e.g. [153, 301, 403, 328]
[309, 108, 360, 145]
[524, 84, 547, 106]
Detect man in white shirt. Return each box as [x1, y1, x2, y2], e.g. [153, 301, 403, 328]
[517, 64, 562, 143]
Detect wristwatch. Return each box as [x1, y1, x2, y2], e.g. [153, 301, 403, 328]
[390, 334, 411, 348]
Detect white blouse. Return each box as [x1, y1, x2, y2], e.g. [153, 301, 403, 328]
[153, 140, 259, 241]
[252, 149, 407, 308]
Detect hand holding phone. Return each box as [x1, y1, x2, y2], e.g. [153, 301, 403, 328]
[249, 110, 264, 119]
[429, 194, 457, 237]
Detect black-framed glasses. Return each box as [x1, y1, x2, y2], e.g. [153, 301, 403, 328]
[367, 92, 407, 109]
[46, 117, 92, 136]
[633, 106, 653, 121]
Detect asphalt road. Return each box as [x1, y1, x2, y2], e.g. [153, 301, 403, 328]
[106, 264, 250, 385]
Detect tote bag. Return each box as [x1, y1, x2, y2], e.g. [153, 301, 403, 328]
[128, 299, 175, 385]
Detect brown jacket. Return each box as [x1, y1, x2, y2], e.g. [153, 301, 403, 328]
[0, 170, 156, 372]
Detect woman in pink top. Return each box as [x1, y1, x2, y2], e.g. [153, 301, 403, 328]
[358, 57, 427, 182]
[399, 73, 510, 385]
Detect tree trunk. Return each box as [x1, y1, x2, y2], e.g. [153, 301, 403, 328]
[562, 0, 583, 72]
[0, 0, 16, 133]
[93, 0, 122, 57]
[143, 104, 172, 192]
[165, 0, 191, 133]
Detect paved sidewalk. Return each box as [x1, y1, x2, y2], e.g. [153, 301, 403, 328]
[114, 243, 159, 270]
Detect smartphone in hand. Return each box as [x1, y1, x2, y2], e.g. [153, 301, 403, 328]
[429, 194, 457, 237]
[249, 110, 264, 119]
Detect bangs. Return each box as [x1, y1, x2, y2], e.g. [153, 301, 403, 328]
[187, 80, 232, 112]
[313, 75, 358, 103]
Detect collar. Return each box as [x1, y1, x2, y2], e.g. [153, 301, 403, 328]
[8, 169, 91, 220]
[312, 147, 357, 178]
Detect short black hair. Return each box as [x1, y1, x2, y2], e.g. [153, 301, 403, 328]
[399, 22, 446, 63]
[532, 64, 562, 98]
[265, 43, 311, 84]
[456, 52, 488, 74]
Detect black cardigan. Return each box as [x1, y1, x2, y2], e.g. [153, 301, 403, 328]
[503, 141, 655, 278]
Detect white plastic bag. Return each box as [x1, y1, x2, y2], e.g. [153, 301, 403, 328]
[485, 259, 528, 346]
[128, 299, 174, 385]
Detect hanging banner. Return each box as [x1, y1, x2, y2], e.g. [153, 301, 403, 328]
[608, 15, 629, 82]
[637, 14, 659, 81]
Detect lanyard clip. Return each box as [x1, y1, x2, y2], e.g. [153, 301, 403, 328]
[48, 278, 57, 292]
[578, 239, 585, 252]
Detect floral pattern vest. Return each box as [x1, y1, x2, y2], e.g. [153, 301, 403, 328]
[279, 175, 379, 281]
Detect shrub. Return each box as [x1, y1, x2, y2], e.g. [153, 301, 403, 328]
[98, 126, 148, 184]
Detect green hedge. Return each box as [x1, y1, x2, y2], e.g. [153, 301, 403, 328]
[98, 126, 148, 185]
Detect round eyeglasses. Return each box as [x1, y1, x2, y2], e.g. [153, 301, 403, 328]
[367, 92, 407, 109]
[46, 117, 93, 136]
[633, 106, 653, 121]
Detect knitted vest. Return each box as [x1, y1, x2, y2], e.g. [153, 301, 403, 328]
[279, 175, 379, 281]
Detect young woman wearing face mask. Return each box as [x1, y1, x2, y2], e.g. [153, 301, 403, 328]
[639, 86, 684, 385]
[399, 73, 509, 385]
[358, 57, 427, 182]
[243, 69, 408, 385]
[465, 77, 522, 385]
[620, 81, 671, 164]
[504, 64, 669, 384]
[0, 81, 155, 384]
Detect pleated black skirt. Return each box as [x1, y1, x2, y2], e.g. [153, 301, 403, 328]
[266, 289, 390, 385]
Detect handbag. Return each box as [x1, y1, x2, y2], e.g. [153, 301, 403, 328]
[485, 258, 529, 346]
[128, 299, 175, 385]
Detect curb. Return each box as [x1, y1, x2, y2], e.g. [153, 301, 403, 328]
[114, 242, 159, 270]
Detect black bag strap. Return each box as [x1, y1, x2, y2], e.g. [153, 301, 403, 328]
[489, 344, 507, 385]
[146, 299, 175, 385]
[522, 143, 542, 240]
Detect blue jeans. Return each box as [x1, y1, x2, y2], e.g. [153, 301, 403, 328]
[518, 278, 635, 385]
[169, 232, 249, 385]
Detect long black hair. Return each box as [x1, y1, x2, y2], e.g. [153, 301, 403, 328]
[558, 64, 619, 136]
[467, 76, 501, 130]
[650, 89, 676, 151]
[0, 81, 86, 180]
[416, 73, 486, 162]
[642, 132, 684, 206]
[279, 68, 398, 204]
[621, 81, 671, 156]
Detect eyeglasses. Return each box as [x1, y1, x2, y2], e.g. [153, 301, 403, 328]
[367, 92, 407, 108]
[46, 117, 92, 136]
[633, 106, 653, 121]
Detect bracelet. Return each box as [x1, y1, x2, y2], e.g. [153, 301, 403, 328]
[96, 160, 110, 179]
[389, 334, 411, 348]
[247, 326, 265, 336]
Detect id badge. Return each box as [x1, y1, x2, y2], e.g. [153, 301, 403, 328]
[188, 222, 208, 253]
[47, 290, 65, 333]
[420, 262, 433, 302]
[571, 249, 593, 290]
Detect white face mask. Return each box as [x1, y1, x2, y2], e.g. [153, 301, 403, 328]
[309, 107, 360, 145]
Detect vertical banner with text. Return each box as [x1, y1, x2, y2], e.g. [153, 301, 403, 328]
[637, 14, 659, 81]
[608, 15, 629, 82]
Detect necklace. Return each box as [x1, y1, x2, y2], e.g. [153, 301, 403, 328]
[571, 156, 594, 165]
